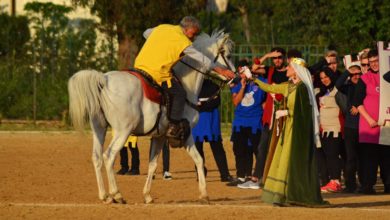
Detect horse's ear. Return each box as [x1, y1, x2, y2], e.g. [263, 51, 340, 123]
[220, 33, 229, 45]
[217, 33, 230, 52]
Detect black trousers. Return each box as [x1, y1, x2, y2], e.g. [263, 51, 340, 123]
[161, 143, 170, 172]
[120, 142, 171, 172]
[149, 142, 170, 172]
[232, 127, 261, 178]
[254, 124, 271, 180]
[162, 79, 187, 122]
[359, 143, 390, 190]
[119, 142, 139, 170]
[316, 132, 343, 185]
[343, 127, 359, 190]
[195, 140, 230, 179]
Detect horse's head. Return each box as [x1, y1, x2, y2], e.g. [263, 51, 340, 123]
[192, 30, 236, 81]
[172, 30, 236, 109]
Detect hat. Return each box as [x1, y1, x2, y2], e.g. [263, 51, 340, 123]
[347, 61, 361, 70]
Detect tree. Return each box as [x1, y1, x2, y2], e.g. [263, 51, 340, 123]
[0, 10, 30, 118]
[72, 0, 207, 69]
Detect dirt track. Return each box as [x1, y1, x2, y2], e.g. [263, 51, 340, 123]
[1, 132, 390, 219]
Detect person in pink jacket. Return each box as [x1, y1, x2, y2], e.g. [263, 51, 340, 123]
[353, 49, 390, 194]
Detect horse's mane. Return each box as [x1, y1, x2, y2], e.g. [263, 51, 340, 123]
[192, 29, 233, 59]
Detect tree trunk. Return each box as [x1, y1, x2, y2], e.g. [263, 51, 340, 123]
[238, 5, 255, 54]
[117, 34, 138, 69]
[238, 6, 251, 43]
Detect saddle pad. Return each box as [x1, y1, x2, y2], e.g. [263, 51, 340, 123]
[125, 70, 162, 104]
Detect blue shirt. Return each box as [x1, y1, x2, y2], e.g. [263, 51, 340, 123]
[230, 76, 267, 133]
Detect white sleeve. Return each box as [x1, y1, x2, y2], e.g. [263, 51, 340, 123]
[143, 28, 154, 39]
[183, 46, 215, 70]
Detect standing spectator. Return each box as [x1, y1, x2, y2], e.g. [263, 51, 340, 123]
[250, 48, 288, 184]
[335, 64, 362, 193]
[309, 50, 342, 88]
[359, 49, 370, 74]
[116, 134, 172, 179]
[353, 49, 390, 194]
[253, 58, 327, 206]
[287, 49, 303, 63]
[117, 136, 140, 175]
[324, 51, 341, 76]
[192, 79, 233, 182]
[316, 67, 344, 193]
[150, 141, 173, 180]
[227, 59, 267, 188]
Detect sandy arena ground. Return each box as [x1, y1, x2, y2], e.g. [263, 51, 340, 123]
[1, 132, 390, 219]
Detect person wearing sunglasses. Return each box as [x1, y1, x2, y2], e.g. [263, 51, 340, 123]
[359, 49, 370, 74]
[353, 49, 390, 194]
[334, 63, 362, 193]
[250, 48, 288, 185]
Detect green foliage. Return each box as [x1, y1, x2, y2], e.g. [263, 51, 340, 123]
[73, 0, 206, 45]
[1, 0, 390, 122]
[0, 2, 115, 120]
[0, 13, 30, 57]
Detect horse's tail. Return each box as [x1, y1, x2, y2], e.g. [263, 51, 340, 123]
[68, 70, 106, 131]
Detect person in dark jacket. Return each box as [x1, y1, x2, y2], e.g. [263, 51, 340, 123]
[309, 50, 342, 88]
[335, 64, 362, 193]
[192, 79, 232, 182]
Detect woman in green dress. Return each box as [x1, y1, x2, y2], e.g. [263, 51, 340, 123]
[252, 58, 328, 207]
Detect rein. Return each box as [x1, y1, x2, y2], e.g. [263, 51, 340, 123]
[179, 48, 233, 111]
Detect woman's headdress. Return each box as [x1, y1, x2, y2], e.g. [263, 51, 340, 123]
[290, 58, 321, 148]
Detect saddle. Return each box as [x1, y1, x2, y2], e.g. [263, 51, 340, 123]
[124, 69, 189, 147]
[124, 69, 163, 104]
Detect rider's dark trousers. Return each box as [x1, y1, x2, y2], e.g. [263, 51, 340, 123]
[162, 79, 187, 122]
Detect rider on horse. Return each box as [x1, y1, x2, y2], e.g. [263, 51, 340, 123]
[134, 16, 235, 139]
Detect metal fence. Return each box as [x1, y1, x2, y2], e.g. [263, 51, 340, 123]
[219, 44, 328, 133]
[231, 44, 328, 64]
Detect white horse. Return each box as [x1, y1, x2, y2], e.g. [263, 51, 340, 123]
[68, 30, 235, 204]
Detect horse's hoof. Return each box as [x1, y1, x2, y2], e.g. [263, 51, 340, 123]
[103, 196, 114, 204]
[114, 198, 127, 204]
[144, 197, 154, 204]
[199, 196, 209, 204]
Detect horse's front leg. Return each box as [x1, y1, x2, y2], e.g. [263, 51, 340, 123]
[143, 136, 164, 204]
[185, 136, 208, 203]
[103, 130, 129, 204]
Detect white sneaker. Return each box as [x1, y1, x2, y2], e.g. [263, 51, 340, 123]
[163, 171, 172, 180]
[237, 180, 260, 189]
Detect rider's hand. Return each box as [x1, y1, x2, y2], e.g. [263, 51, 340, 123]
[214, 66, 235, 80]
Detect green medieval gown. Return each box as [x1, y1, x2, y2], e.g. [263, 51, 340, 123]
[254, 79, 328, 207]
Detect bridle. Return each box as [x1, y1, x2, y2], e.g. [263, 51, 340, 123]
[179, 42, 237, 111]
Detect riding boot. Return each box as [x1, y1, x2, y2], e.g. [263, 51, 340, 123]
[166, 122, 181, 138]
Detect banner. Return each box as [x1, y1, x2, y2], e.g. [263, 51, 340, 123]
[378, 41, 390, 145]
[343, 54, 360, 69]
